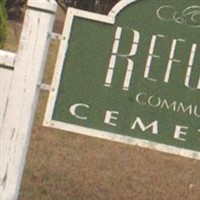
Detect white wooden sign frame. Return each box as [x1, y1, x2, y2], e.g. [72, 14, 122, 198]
[44, 0, 200, 161]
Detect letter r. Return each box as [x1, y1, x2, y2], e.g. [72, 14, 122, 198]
[105, 26, 140, 91]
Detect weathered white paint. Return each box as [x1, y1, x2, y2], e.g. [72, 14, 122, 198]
[0, 1, 57, 200]
[108, 0, 137, 17]
[51, 32, 62, 40]
[39, 83, 51, 91]
[0, 68, 13, 129]
[0, 51, 16, 128]
[0, 50, 16, 68]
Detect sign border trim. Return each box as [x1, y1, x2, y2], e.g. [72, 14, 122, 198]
[43, 0, 200, 160]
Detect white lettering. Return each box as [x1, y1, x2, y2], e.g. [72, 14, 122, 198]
[136, 92, 147, 105]
[160, 100, 177, 111]
[174, 125, 188, 141]
[185, 44, 200, 90]
[105, 26, 140, 90]
[176, 103, 193, 115]
[104, 110, 119, 126]
[144, 34, 164, 82]
[69, 103, 89, 120]
[164, 39, 184, 82]
[131, 117, 158, 134]
[135, 92, 200, 118]
[194, 106, 200, 118]
[148, 95, 161, 108]
[105, 27, 200, 91]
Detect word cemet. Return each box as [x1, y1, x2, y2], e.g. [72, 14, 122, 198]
[69, 103, 199, 142]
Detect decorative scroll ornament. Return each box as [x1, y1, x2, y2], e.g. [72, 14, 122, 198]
[157, 5, 200, 28]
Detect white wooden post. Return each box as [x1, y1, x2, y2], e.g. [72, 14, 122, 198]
[0, 1, 57, 200]
[0, 68, 13, 129]
[0, 51, 16, 128]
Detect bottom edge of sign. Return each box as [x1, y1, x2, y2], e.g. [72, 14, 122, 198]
[43, 120, 200, 161]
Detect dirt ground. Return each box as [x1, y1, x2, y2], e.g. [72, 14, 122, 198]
[4, 3, 200, 200]
[18, 90, 200, 200]
[19, 111, 200, 200]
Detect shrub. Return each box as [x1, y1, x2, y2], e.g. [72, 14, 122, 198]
[5, 0, 26, 21]
[0, 0, 7, 49]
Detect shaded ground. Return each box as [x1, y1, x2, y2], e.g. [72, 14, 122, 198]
[4, 4, 200, 200]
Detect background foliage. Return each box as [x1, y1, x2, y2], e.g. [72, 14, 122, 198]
[0, 0, 7, 48]
[2, 0, 119, 47]
[5, 0, 26, 21]
[5, 0, 120, 20]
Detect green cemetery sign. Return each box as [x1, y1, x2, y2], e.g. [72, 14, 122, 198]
[44, 0, 200, 159]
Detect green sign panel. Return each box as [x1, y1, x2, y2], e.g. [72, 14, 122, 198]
[44, 0, 200, 159]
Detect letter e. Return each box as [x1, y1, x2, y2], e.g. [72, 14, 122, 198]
[174, 125, 188, 141]
[104, 110, 119, 126]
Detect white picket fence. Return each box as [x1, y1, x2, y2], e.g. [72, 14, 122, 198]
[0, 1, 57, 200]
